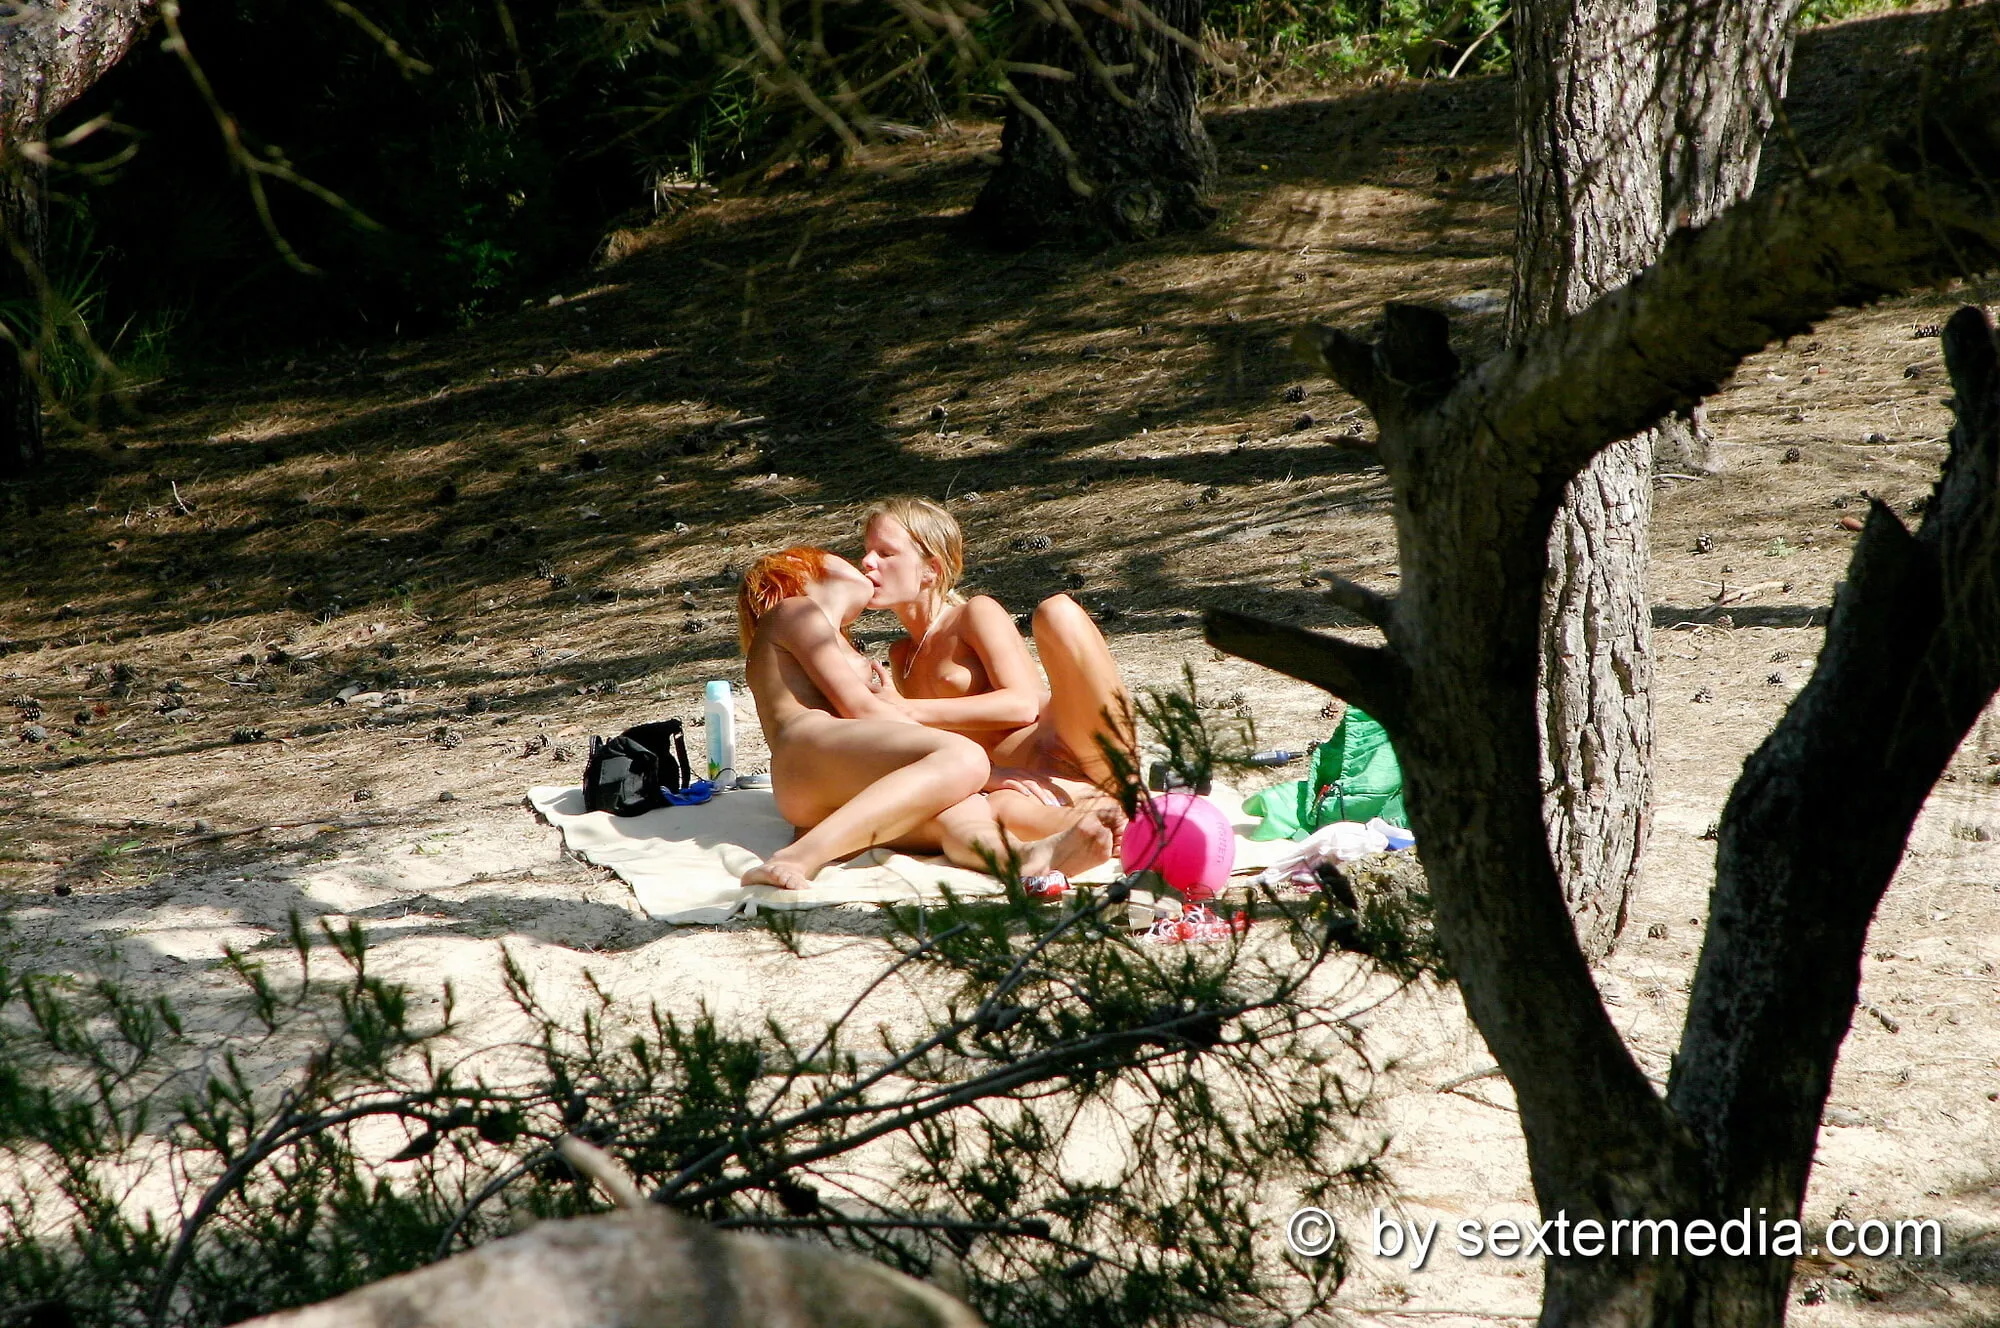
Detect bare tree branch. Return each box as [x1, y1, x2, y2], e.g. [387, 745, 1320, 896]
[1293, 323, 1380, 410]
[1458, 156, 2000, 492]
[1314, 574, 1397, 629]
[1669, 306, 2000, 1277]
[1201, 608, 1408, 731]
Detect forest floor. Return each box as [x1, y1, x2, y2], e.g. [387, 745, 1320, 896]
[4, 6, 2000, 1324]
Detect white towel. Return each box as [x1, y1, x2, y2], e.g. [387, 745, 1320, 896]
[527, 784, 1290, 925]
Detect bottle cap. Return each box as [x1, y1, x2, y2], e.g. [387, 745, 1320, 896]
[705, 679, 732, 702]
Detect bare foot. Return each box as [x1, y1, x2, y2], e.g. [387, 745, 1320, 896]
[1019, 806, 1117, 879]
[741, 858, 815, 890]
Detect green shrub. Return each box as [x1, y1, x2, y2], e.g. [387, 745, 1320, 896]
[0, 204, 178, 426]
[0, 882, 1402, 1328]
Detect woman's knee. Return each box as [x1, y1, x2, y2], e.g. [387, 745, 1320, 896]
[1032, 593, 1094, 646]
[930, 733, 991, 796]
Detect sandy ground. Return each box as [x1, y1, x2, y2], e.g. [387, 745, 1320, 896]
[4, 7, 2000, 1322]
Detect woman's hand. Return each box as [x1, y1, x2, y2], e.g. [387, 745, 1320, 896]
[983, 769, 1059, 804]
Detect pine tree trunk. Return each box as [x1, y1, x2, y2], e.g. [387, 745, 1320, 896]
[1513, 0, 1800, 960]
[0, 0, 160, 476]
[1511, 0, 1665, 962]
[0, 161, 46, 477]
[1220, 27, 1997, 1328]
[971, 0, 1217, 247]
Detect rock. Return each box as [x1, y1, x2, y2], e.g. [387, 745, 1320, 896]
[228, 1205, 981, 1328]
[161, 708, 198, 723]
[1291, 413, 1316, 432]
[1823, 1106, 1869, 1128]
[1839, 515, 1865, 531]
[437, 790, 457, 803]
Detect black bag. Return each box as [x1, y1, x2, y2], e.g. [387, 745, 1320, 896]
[583, 719, 694, 816]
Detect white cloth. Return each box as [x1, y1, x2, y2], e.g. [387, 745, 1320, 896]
[527, 783, 1291, 925]
[1253, 817, 1412, 888]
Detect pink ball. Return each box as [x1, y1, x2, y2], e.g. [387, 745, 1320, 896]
[1121, 791, 1237, 901]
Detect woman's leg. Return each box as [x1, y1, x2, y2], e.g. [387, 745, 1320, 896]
[1030, 593, 1137, 793]
[747, 717, 988, 889]
[928, 795, 1117, 880]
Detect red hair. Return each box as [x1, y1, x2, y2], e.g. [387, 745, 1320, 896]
[737, 547, 831, 653]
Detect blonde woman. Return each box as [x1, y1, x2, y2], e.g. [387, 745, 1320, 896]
[858, 498, 1137, 827]
[735, 545, 1112, 890]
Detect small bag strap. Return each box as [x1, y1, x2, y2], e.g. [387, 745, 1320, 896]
[669, 728, 692, 790]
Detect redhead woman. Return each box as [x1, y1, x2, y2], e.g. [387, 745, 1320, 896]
[735, 546, 1113, 890]
[858, 499, 1137, 821]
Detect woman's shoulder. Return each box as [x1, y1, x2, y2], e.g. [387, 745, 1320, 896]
[760, 597, 830, 640]
[959, 594, 1019, 629]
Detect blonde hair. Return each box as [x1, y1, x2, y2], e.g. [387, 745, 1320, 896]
[864, 497, 966, 615]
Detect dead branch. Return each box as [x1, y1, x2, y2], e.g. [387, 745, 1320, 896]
[555, 1134, 648, 1210]
[1458, 156, 2000, 490]
[1202, 608, 1407, 731]
[1315, 573, 1397, 629]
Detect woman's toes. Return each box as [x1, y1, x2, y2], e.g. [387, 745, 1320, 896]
[743, 861, 814, 890]
[1049, 816, 1113, 875]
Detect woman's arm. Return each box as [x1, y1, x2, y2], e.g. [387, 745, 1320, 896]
[900, 596, 1044, 731]
[769, 601, 914, 722]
